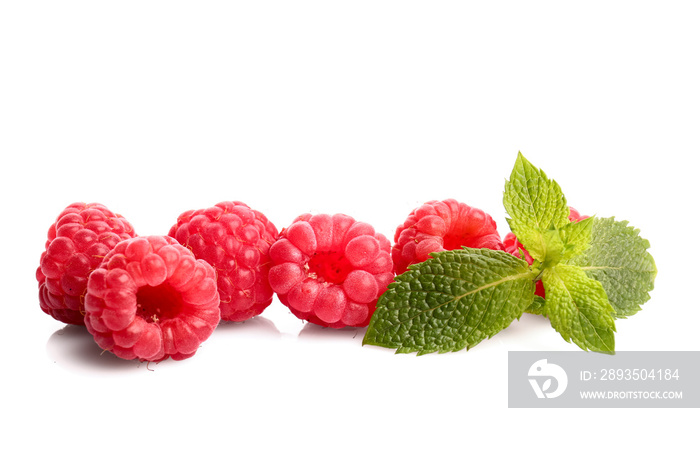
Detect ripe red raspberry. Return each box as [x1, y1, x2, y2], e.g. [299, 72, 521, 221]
[566, 207, 588, 223]
[268, 213, 394, 328]
[36, 202, 136, 325]
[503, 206, 589, 298]
[168, 201, 278, 322]
[392, 199, 504, 275]
[84, 235, 220, 362]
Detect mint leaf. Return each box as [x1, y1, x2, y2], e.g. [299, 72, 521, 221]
[363, 248, 536, 355]
[564, 217, 657, 318]
[503, 152, 570, 262]
[543, 265, 616, 354]
[558, 215, 594, 262]
[525, 295, 546, 316]
[540, 224, 566, 267]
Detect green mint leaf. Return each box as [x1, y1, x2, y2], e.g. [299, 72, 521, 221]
[558, 215, 594, 262]
[564, 216, 657, 318]
[543, 265, 616, 354]
[541, 224, 566, 267]
[363, 248, 536, 355]
[503, 152, 570, 262]
[530, 217, 594, 269]
[525, 295, 546, 316]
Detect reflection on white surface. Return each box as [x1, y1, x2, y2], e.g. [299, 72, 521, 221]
[215, 316, 282, 338]
[45, 313, 369, 372]
[45, 324, 141, 372]
[45, 317, 286, 372]
[298, 322, 365, 341]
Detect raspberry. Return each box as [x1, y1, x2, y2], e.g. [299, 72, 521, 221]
[567, 207, 588, 223]
[36, 202, 136, 325]
[268, 213, 394, 328]
[84, 236, 220, 362]
[392, 199, 504, 275]
[503, 206, 589, 298]
[168, 201, 278, 322]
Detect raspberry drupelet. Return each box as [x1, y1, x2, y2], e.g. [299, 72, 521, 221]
[168, 201, 279, 322]
[37, 202, 136, 325]
[392, 199, 504, 275]
[268, 213, 394, 328]
[84, 236, 221, 362]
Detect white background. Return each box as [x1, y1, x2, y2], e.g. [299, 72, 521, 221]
[1, 1, 698, 464]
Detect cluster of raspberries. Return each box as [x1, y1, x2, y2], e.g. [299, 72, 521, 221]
[37, 200, 585, 362]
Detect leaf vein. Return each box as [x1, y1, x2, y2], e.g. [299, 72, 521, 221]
[394, 271, 533, 326]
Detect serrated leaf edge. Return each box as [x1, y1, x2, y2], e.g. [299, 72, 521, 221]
[567, 216, 657, 318]
[363, 249, 536, 354]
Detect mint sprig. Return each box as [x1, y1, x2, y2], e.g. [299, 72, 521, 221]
[364, 152, 657, 355]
